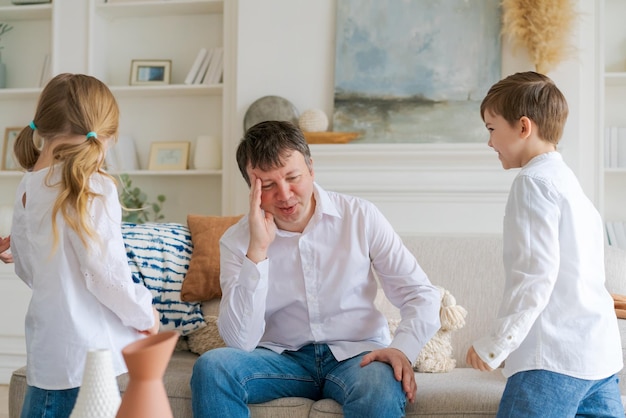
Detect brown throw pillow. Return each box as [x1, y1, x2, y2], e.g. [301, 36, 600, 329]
[181, 214, 243, 302]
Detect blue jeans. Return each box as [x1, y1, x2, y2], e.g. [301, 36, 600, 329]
[497, 370, 624, 418]
[190, 344, 406, 418]
[20, 385, 79, 418]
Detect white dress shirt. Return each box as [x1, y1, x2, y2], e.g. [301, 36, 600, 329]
[218, 183, 441, 363]
[11, 166, 155, 390]
[473, 152, 623, 379]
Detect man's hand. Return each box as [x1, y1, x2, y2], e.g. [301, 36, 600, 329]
[360, 347, 417, 403]
[246, 176, 276, 263]
[0, 236, 13, 264]
[465, 346, 493, 371]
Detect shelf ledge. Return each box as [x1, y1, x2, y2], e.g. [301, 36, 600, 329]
[109, 84, 222, 98]
[605, 72, 626, 86]
[96, 0, 223, 19]
[110, 169, 222, 176]
[0, 4, 52, 21]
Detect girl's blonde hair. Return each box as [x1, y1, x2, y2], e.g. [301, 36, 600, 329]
[13, 73, 120, 248]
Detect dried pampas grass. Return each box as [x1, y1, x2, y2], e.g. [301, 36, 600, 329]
[501, 0, 577, 74]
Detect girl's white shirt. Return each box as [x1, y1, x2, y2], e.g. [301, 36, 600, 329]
[10, 166, 154, 389]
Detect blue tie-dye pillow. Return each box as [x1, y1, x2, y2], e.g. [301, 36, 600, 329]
[121, 222, 205, 336]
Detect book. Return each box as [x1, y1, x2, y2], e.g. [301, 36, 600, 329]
[607, 221, 618, 246]
[184, 48, 208, 85]
[193, 49, 213, 84]
[203, 47, 223, 85]
[613, 221, 626, 251]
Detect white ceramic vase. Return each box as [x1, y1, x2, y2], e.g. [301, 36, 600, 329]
[193, 135, 221, 170]
[70, 349, 121, 418]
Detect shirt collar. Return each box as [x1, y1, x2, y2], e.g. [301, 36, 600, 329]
[525, 151, 562, 167]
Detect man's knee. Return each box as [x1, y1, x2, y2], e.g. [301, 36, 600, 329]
[191, 347, 233, 385]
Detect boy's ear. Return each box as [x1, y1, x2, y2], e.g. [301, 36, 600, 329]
[519, 116, 532, 139]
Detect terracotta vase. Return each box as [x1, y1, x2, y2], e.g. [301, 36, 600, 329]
[116, 331, 179, 418]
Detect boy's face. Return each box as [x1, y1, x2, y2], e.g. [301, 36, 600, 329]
[246, 151, 316, 233]
[484, 111, 525, 169]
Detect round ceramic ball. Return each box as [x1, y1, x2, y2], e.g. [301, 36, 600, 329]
[298, 109, 329, 132]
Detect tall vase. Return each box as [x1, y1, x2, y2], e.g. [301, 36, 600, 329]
[116, 331, 179, 418]
[70, 349, 121, 418]
[0, 52, 6, 89]
[193, 135, 221, 170]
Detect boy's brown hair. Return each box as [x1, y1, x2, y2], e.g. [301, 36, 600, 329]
[480, 71, 568, 145]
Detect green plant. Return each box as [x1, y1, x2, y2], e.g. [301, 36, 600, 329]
[0, 23, 13, 51]
[118, 173, 166, 223]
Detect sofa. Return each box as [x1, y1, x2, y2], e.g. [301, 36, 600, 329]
[8, 221, 626, 418]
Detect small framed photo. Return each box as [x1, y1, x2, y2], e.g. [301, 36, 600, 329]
[130, 60, 172, 86]
[148, 141, 190, 170]
[3, 127, 23, 171]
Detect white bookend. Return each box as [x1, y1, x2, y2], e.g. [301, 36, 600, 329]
[115, 135, 140, 171]
[610, 126, 619, 169]
[605, 127, 612, 168]
[193, 50, 213, 84]
[617, 127, 626, 168]
[184, 48, 208, 85]
[204, 47, 223, 85]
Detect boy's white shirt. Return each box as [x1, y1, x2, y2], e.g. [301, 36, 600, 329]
[473, 151, 623, 379]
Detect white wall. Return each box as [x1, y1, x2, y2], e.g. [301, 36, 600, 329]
[227, 0, 599, 235]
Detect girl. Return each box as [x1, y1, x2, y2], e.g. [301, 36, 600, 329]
[10, 73, 159, 418]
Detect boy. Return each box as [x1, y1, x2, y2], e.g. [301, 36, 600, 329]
[466, 71, 624, 417]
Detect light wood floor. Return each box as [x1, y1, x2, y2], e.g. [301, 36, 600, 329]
[0, 385, 8, 418]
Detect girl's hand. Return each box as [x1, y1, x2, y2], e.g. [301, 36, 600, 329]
[139, 307, 160, 336]
[0, 236, 13, 264]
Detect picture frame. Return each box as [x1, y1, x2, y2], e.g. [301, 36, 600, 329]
[130, 60, 172, 86]
[148, 141, 190, 170]
[2, 127, 22, 171]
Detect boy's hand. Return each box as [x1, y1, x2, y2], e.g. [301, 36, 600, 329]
[466, 346, 493, 371]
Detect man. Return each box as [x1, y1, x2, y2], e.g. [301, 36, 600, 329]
[191, 121, 441, 418]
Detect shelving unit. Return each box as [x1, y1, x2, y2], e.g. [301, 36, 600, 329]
[601, 0, 626, 245]
[88, 0, 227, 222]
[0, 0, 230, 223]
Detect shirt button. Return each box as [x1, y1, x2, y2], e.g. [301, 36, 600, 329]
[507, 335, 512, 340]
[489, 353, 495, 359]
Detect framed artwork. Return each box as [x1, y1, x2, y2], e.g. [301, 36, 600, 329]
[148, 141, 190, 170]
[130, 60, 172, 86]
[2, 127, 22, 171]
[333, 0, 501, 144]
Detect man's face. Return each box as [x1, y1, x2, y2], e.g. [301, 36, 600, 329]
[247, 151, 315, 233]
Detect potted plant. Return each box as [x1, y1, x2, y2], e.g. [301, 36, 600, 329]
[118, 174, 166, 224]
[0, 23, 14, 89]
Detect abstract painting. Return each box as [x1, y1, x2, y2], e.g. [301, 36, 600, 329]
[333, 0, 501, 143]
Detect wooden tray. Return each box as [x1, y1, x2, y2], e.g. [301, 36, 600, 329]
[303, 131, 360, 144]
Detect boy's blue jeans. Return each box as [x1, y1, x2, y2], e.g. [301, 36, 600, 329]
[497, 369, 624, 418]
[20, 385, 79, 418]
[190, 343, 406, 418]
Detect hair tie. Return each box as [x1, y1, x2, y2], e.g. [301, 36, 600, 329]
[86, 131, 97, 139]
[29, 121, 37, 130]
